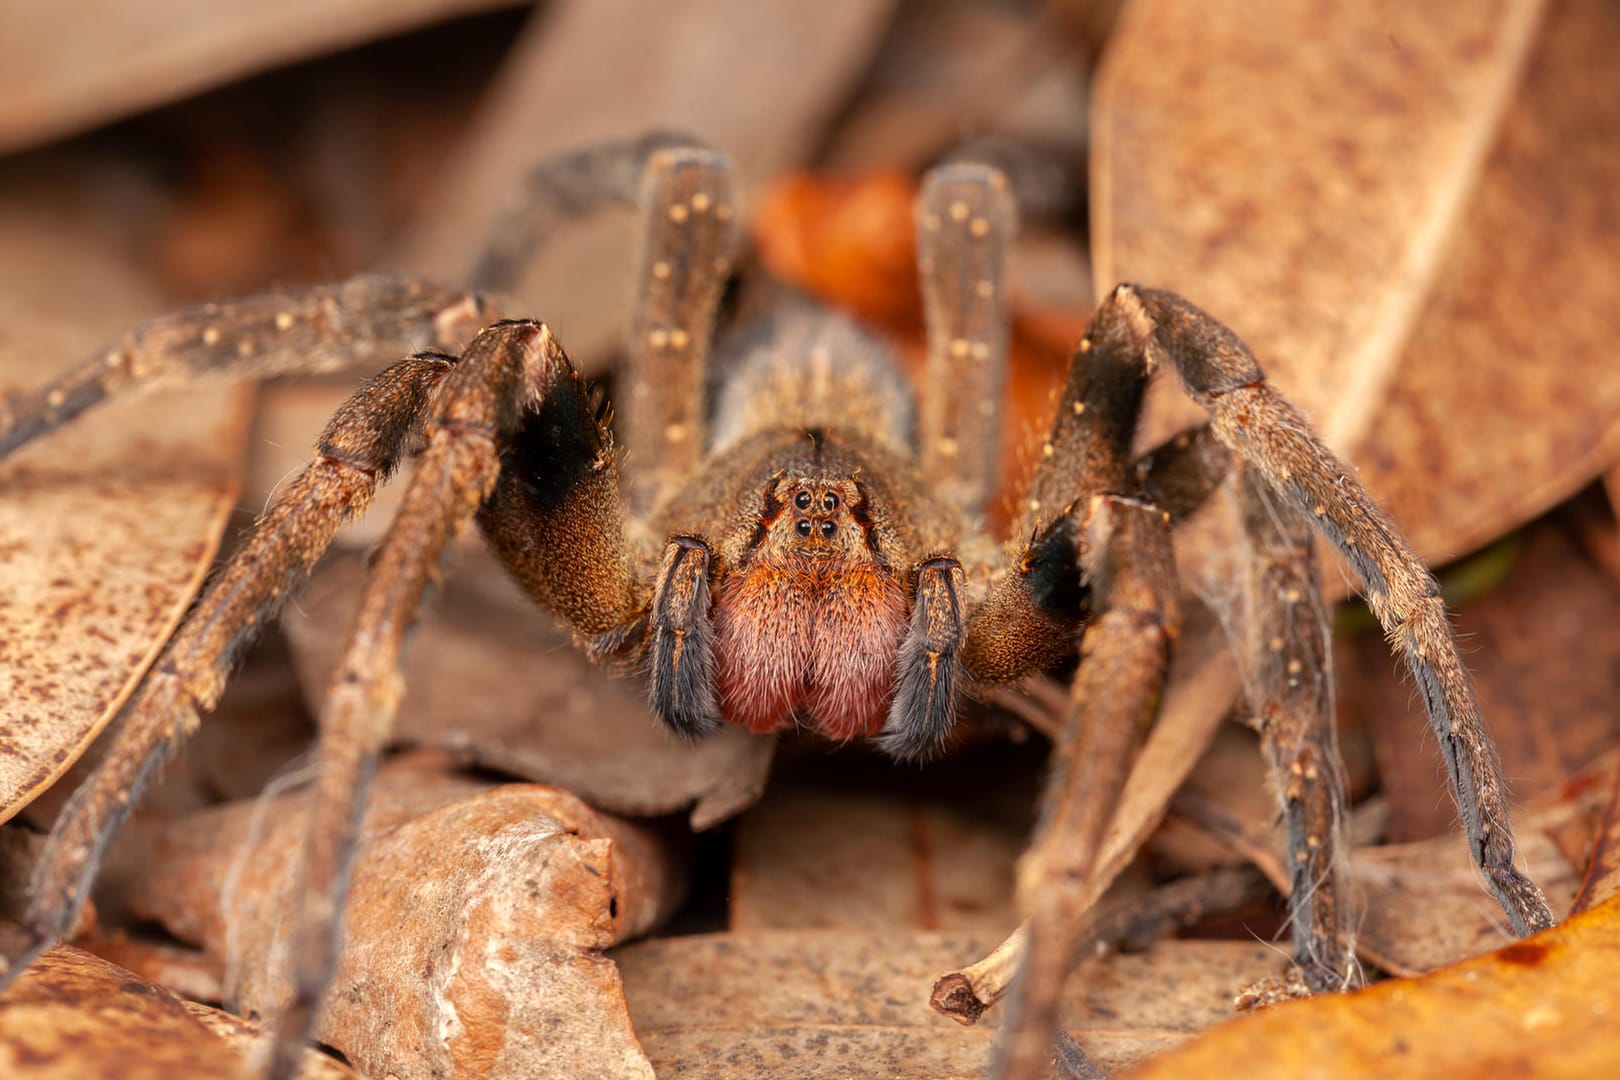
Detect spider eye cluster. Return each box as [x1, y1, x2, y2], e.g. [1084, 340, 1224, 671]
[787, 485, 844, 543]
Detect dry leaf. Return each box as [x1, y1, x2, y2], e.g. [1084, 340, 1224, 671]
[0, 172, 250, 825]
[283, 547, 774, 827]
[0, 0, 523, 152]
[1093, 0, 1544, 452]
[1355, 0, 1620, 561]
[618, 929, 1291, 1078]
[1127, 892, 1620, 1080]
[114, 753, 682, 1079]
[729, 767, 1033, 934]
[0, 941, 351, 1078]
[1569, 757, 1620, 913]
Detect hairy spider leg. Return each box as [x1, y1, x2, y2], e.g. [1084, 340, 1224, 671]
[995, 283, 1557, 1080]
[479, 144, 736, 736]
[1238, 460, 1351, 991]
[915, 160, 1016, 520]
[270, 321, 565, 1078]
[0, 275, 490, 462]
[1121, 283, 1553, 938]
[468, 130, 707, 295]
[622, 146, 736, 512]
[978, 294, 1182, 1080]
[0, 350, 461, 990]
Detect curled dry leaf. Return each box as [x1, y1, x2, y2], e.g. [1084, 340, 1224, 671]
[0, 179, 250, 825]
[617, 930, 1291, 1078]
[0, 942, 352, 1079]
[283, 548, 774, 827]
[114, 753, 683, 1080]
[1127, 892, 1620, 1080]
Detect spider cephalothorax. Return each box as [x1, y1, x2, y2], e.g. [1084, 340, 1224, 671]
[0, 134, 1556, 1078]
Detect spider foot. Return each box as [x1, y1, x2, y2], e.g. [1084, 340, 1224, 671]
[1489, 865, 1556, 935]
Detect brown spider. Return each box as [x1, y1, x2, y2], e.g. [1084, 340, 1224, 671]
[0, 134, 1554, 1076]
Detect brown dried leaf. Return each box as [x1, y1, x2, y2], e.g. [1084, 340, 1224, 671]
[179, 1000, 357, 1079]
[1346, 522, 1620, 842]
[1127, 892, 1620, 1080]
[0, 0, 523, 153]
[1093, 0, 1544, 452]
[77, 933, 222, 1006]
[0, 828, 94, 942]
[0, 174, 251, 824]
[0, 941, 351, 1078]
[1570, 757, 1620, 914]
[617, 930, 1290, 1077]
[1355, 0, 1620, 560]
[729, 769, 1032, 934]
[398, 0, 901, 366]
[283, 548, 774, 826]
[114, 753, 680, 1079]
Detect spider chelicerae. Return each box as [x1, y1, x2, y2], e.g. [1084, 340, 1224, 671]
[0, 134, 1554, 1077]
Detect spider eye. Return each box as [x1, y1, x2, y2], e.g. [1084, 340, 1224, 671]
[794, 491, 813, 510]
[795, 519, 812, 537]
[820, 521, 837, 539]
[821, 493, 839, 512]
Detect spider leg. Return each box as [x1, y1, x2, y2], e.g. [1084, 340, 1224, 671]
[960, 291, 1157, 685]
[949, 298, 1181, 1078]
[270, 321, 563, 1076]
[621, 145, 736, 511]
[0, 275, 490, 462]
[1001, 492, 1179, 1080]
[1135, 423, 1231, 523]
[1238, 461, 1352, 990]
[467, 131, 712, 294]
[1118, 283, 1554, 936]
[0, 351, 458, 989]
[915, 161, 1016, 520]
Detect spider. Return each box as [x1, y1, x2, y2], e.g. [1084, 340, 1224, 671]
[0, 134, 1554, 1077]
